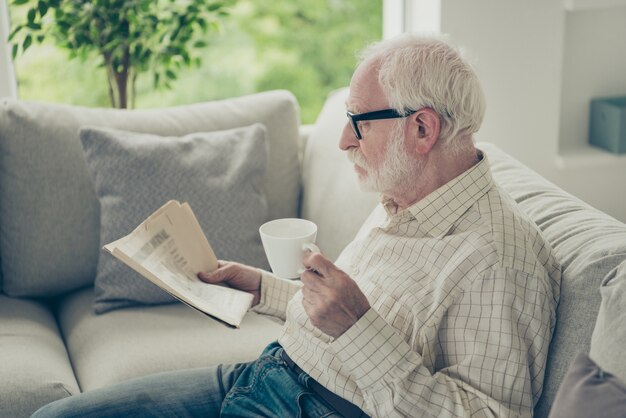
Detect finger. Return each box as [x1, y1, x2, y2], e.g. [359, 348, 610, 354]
[300, 247, 320, 274]
[302, 251, 335, 279]
[197, 271, 220, 283]
[197, 262, 231, 283]
[300, 270, 324, 292]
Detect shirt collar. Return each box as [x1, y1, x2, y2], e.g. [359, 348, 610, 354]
[382, 149, 493, 237]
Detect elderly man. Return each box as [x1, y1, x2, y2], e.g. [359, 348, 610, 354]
[34, 34, 560, 418]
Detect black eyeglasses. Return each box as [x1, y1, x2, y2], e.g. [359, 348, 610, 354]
[346, 108, 416, 140]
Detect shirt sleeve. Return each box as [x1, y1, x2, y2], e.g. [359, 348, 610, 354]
[330, 267, 556, 418]
[251, 270, 302, 321]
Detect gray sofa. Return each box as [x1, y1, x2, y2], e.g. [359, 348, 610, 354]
[1, 89, 625, 418]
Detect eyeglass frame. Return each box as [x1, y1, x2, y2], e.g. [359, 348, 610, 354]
[346, 108, 417, 140]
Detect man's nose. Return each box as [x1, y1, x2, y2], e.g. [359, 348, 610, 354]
[339, 121, 359, 151]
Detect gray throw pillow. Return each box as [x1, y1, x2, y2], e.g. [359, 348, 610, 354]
[548, 353, 626, 418]
[80, 124, 270, 314]
[0, 92, 299, 298]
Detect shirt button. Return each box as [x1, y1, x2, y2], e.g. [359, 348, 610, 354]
[352, 265, 360, 275]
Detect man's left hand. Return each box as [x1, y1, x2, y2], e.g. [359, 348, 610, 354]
[300, 249, 370, 339]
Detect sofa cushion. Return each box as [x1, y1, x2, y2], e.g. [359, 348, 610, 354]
[301, 88, 379, 261]
[80, 124, 270, 313]
[589, 260, 626, 382]
[57, 287, 283, 392]
[0, 91, 300, 298]
[0, 295, 80, 418]
[547, 353, 626, 418]
[480, 142, 626, 417]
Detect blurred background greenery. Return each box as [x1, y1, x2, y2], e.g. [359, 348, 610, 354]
[9, 0, 382, 124]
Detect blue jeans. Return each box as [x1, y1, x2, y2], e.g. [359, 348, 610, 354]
[32, 342, 341, 418]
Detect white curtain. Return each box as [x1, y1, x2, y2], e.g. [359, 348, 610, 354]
[0, 0, 17, 98]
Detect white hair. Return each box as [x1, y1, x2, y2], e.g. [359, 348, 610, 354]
[359, 34, 486, 148]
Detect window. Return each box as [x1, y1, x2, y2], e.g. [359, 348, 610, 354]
[7, 0, 382, 123]
[1, 0, 17, 97]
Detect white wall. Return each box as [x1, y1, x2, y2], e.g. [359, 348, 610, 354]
[559, 7, 626, 153]
[384, 0, 441, 39]
[0, 0, 17, 98]
[438, 0, 626, 222]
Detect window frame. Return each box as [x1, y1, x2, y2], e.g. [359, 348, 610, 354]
[383, 0, 441, 39]
[0, 0, 17, 98]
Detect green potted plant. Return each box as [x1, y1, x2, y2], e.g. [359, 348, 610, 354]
[9, 0, 232, 108]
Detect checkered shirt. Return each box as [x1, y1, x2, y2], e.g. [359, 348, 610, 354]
[253, 150, 561, 418]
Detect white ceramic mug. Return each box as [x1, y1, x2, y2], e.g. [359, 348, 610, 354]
[259, 218, 318, 279]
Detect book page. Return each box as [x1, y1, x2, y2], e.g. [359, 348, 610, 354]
[104, 201, 253, 327]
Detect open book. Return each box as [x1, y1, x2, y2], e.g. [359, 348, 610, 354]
[103, 200, 254, 328]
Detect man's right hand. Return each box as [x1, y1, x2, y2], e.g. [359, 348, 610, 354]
[197, 261, 262, 306]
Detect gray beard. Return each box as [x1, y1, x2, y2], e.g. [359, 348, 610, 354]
[348, 132, 423, 196]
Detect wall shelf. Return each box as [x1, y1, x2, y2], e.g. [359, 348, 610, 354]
[555, 145, 626, 169]
[564, 0, 626, 11]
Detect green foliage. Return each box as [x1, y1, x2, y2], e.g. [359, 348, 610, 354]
[10, 0, 382, 123]
[236, 0, 382, 122]
[9, 0, 233, 108]
[12, 43, 110, 107]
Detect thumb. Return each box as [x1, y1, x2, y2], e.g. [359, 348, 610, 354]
[197, 262, 228, 284]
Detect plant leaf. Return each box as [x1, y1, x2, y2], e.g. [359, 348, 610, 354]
[12, 43, 18, 60]
[207, 2, 223, 12]
[38, 0, 49, 17]
[8, 25, 22, 41]
[23, 34, 32, 53]
[27, 8, 37, 24]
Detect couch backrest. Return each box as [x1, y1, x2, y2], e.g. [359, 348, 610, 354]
[481, 142, 626, 417]
[300, 88, 379, 261]
[0, 91, 301, 298]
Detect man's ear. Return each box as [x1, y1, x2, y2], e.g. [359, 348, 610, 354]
[407, 108, 440, 155]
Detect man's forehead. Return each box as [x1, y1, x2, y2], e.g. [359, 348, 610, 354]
[345, 95, 368, 114]
[344, 98, 356, 112]
[345, 84, 388, 113]
[344, 85, 363, 112]
[345, 58, 389, 112]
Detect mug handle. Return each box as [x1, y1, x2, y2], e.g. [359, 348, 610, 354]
[302, 242, 320, 253]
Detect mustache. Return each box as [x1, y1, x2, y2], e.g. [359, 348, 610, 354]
[347, 149, 368, 168]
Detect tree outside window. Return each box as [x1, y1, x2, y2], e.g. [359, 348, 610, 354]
[8, 0, 382, 123]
